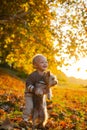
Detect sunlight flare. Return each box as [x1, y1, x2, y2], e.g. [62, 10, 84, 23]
[61, 57, 87, 80]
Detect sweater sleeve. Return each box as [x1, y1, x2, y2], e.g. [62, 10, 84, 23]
[26, 73, 36, 92]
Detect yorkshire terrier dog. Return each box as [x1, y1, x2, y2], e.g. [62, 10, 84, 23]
[32, 71, 58, 130]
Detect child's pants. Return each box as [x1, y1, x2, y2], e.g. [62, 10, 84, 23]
[22, 93, 33, 121]
[22, 89, 52, 121]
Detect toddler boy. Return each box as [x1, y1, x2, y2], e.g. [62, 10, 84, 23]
[22, 54, 52, 122]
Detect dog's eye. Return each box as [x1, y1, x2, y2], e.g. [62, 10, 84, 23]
[52, 77, 55, 80]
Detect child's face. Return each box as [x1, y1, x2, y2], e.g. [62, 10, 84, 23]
[34, 56, 48, 72]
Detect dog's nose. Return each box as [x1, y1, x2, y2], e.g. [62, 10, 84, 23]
[55, 80, 58, 85]
[53, 81, 58, 86]
[55, 81, 57, 85]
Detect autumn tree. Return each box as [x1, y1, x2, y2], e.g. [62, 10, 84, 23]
[0, 0, 57, 73]
[0, 0, 87, 74]
[51, 0, 87, 67]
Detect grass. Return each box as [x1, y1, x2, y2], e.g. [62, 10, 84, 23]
[0, 67, 87, 129]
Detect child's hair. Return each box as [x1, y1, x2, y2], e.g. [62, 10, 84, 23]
[32, 54, 47, 65]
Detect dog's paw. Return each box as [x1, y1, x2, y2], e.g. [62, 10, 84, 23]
[35, 88, 43, 96]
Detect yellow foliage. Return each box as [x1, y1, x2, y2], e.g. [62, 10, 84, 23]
[20, 3, 29, 12]
[5, 37, 13, 44]
[29, 0, 35, 6]
[4, 45, 8, 48]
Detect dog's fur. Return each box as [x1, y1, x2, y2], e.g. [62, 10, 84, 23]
[32, 71, 57, 130]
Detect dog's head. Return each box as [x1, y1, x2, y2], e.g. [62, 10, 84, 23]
[43, 71, 58, 87]
[34, 71, 58, 96]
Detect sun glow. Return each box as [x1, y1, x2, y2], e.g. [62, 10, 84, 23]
[61, 57, 87, 80]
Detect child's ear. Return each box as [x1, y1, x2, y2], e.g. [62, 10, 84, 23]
[33, 64, 38, 69]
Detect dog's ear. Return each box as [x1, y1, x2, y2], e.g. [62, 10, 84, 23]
[47, 71, 50, 77]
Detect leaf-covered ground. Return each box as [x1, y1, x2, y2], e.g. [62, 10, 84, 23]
[0, 68, 87, 130]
